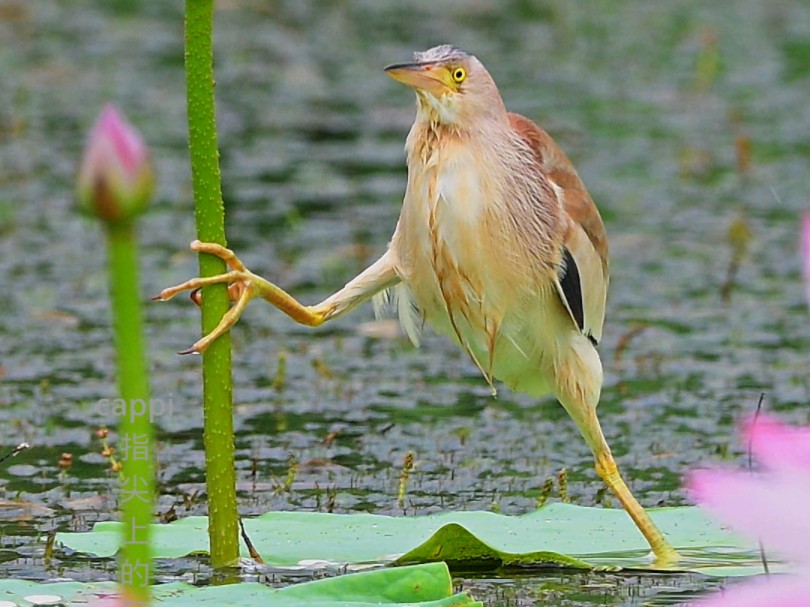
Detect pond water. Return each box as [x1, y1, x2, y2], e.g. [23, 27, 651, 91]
[1, 1, 809, 605]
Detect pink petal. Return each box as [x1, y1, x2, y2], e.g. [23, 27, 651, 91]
[695, 575, 810, 607]
[697, 574, 810, 607]
[76, 104, 153, 222]
[94, 105, 147, 174]
[80, 105, 149, 192]
[688, 468, 810, 565]
[744, 414, 810, 472]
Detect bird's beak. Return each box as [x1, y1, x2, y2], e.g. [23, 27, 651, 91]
[384, 61, 452, 97]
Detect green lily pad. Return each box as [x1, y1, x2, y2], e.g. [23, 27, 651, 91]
[57, 503, 775, 576]
[0, 562, 480, 607]
[395, 522, 590, 569]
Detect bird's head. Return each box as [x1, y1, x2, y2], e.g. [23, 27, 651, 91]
[385, 45, 506, 127]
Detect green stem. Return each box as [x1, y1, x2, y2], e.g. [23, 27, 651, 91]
[107, 221, 153, 603]
[184, 0, 239, 567]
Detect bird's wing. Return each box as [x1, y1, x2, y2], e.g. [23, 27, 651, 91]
[508, 113, 609, 343]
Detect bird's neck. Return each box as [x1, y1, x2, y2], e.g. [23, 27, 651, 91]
[406, 112, 509, 170]
[407, 118, 457, 165]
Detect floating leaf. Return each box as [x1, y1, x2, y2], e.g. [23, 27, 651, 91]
[57, 503, 776, 576]
[395, 522, 589, 570]
[0, 563, 479, 607]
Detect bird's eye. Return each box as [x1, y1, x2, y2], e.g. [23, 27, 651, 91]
[451, 67, 467, 83]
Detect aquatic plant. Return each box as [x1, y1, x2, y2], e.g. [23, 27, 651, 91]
[77, 105, 155, 603]
[689, 415, 810, 606]
[77, 105, 154, 223]
[183, 0, 239, 566]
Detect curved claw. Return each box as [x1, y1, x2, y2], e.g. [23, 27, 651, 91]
[153, 241, 260, 353]
[181, 281, 256, 353]
[156, 240, 326, 354]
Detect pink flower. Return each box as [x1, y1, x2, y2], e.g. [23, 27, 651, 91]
[689, 415, 810, 606]
[802, 213, 810, 309]
[77, 105, 154, 223]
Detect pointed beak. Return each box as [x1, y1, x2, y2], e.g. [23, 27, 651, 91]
[384, 61, 452, 97]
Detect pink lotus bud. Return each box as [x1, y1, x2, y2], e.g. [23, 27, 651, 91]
[803, 213, 810, 309]
[77, 105, 154, 223]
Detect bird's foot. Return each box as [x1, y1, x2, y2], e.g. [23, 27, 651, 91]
[153, 240, 260, 354]
[594, 449, 681, 566]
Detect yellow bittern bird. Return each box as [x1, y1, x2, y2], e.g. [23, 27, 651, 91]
[156, 45, 679, 564]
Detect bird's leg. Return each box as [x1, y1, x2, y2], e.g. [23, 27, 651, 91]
[592, 445, 681, 566]
[556, 348, 680, 565]
[154, 240, 400, 354]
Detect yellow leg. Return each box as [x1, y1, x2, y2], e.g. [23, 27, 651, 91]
[594, 448, 680, 565]
[153, 241, 329, 354]
[187, 241, 329, 326]
[557, 369, 680, 566]
[155, 241, 398, 354]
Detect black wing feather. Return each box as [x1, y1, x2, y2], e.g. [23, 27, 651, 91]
[558, 247, 585, 334]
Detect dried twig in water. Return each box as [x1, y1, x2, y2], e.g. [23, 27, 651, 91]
[271, 350, 287, 392]
[43, 529, 56, 563]
[613, 325, 647, 365]
[239, 517, 264, 564]
[536, 476, 554, 508]
[720, 216, 752, 303]
[748, 392, 770, 576]
[557, 468, 569, 503]
[398, 451, 415, 509]
[273, 453, 298, 495]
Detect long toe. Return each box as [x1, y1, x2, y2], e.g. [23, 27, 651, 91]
[152, 271, 243, 302]
[190, 240, 247, 272]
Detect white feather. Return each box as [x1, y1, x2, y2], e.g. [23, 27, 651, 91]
[371, 288, 390, 320]
[395, 284, 422, 346]
[372, 284, 423, 347]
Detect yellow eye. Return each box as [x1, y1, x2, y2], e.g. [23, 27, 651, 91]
[451, 67, 467, 83]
